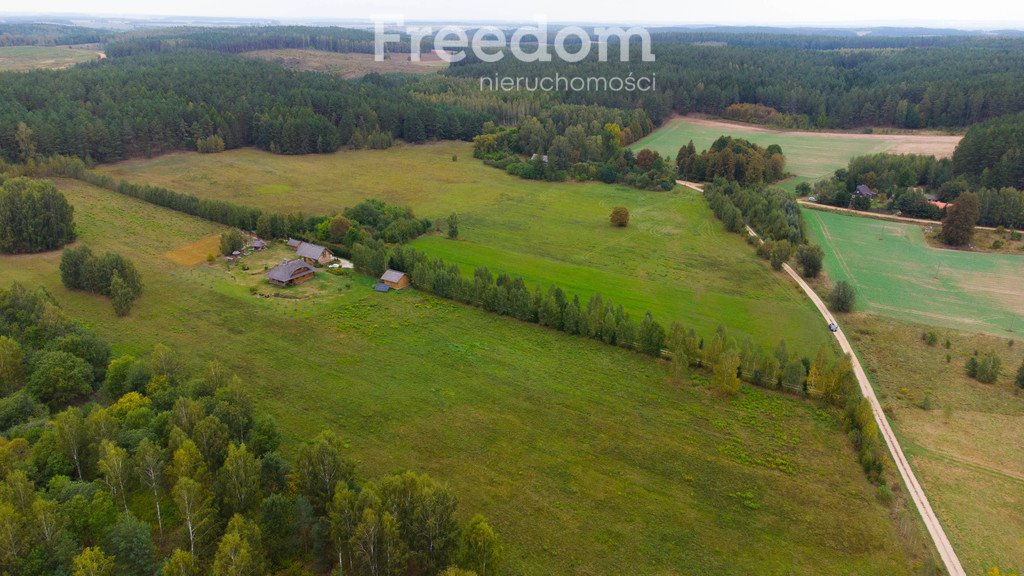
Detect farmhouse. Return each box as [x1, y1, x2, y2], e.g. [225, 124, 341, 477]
[854, 184, 877, 197]
[266, 259, 316, 286]
[295, 241, 334, 265]
[380, 269, 410, 290]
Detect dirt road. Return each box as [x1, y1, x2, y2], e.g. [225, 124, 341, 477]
[678, 180, 967, 576]
[799, 200, 1000, 231]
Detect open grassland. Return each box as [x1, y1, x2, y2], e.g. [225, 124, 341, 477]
[845, 314, 1024, 574]
[0, 45, 102, 71]
[631, 116, 961, 193]
[804, 209, 1023, 338]
[96, 142, 830, 353]
[243, 49, 447, 78]
[0, 179, 930, 575]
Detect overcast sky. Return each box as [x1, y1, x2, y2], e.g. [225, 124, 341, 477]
[6, 0, 1024, 28]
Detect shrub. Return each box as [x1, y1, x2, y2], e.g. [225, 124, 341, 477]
[1016, 360, 1024, 389]
[220, 230, 245, 256]
[828, 281, 856, 312]
[966, 356, 979, 378]
[609, 206, 629, 227]
[975, 351, 1002, 383]
[769, 240, 791, 270]
[447, 213, 459, 239]
[795, 244, 824, 278]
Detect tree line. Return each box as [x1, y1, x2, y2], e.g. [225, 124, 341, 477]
[103, 26, 421, 58]
[805, 151, 1024, 228]
[357, 240, 887, 486]
[0, 282, 500, 576]
[0, 23, 108, 46]
[7, 156, 432, 251]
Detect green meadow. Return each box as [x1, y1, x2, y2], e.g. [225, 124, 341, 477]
[845, 314, 1024, 574]
[97, 142, 830, 353]
[0, 45, 101, 71]
[630, 117, 959, 192]
[804, 208, 1023, 338]
[0, 179, 928, 574]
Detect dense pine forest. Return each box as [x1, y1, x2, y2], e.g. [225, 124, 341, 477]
[3, 25, 1024, 169]
[449, 38, 1024, 128]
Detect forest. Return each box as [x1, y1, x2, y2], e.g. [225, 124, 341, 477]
[0, 51, 488, 162]
[952, 112, 1024, 189]
[0, 283, 501, 576]
[448, 38, 1024, 129]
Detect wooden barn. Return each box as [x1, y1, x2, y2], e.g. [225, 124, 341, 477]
[266, 259, 316, 286]
[380, 269, 410, 290]
[295, 241, 334, 266]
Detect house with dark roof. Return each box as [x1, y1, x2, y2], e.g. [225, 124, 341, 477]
[267, 259, 316, 286]
[295, 242, 334, 266]
[854, 184, 877, 197]
[380, 269, 410, 290]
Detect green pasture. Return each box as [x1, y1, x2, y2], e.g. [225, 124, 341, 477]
[0, 179, 926, 575]
[97, 142, 830, 353]
[804, 209, 1023, 338]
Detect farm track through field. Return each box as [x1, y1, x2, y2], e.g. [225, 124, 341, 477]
[678, 180, 967, 576]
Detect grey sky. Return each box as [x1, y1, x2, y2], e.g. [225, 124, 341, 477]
[5, 0, 1024, 27]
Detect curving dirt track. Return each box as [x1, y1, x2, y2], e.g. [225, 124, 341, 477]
[678, 180, 967, 576]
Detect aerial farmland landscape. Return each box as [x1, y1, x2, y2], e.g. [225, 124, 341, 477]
[0, 3, 1021, 576]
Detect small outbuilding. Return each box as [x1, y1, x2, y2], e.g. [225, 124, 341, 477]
[250, 238, 268, 250]
[267, 259, 316, 286]
[287, 238, 302, 248]
[380, 269, 410, 290]
[295, 242, 335, 266]
[854, 184, 877, 197]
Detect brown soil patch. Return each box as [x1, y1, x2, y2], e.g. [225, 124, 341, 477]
[164, 234, 221, 266]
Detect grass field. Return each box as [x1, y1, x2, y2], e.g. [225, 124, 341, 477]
[0, 45, 102, 71]
[96, 142, 831, 353]
[242, 49, 447, 78]
[804, 209, 1023, 338]
[0, 179, 929, 574]
[631, 116, 961, 193]
[844, 314, 1024, 574]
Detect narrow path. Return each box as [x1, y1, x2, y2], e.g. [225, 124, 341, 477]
[798, 200, 999, 231]
[678, 180, 966, 576]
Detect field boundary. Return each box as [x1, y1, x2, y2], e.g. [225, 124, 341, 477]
[799, 200, 1001, 231]
[679, 180, 967, 576]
